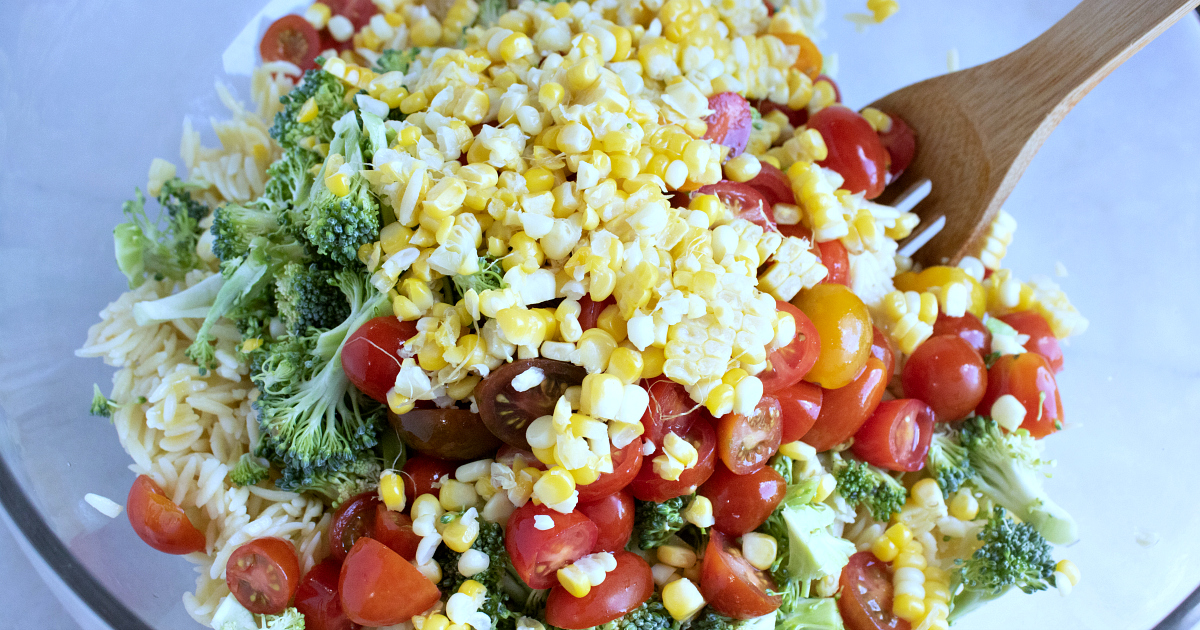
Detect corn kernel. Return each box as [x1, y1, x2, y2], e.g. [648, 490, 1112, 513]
[658, 545, 698, 569]
[557, 564, 591, 598]
[662, 578, 705, 621]
[539, 82, 566, 110]
[871, 534, 899, 562]
[1056, 559, 1081, 587]
[380, 470, 407, 512]
[741, 533, 777, 570]
[948, 489, 979, 521]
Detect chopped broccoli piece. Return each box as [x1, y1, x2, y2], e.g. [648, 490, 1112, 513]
[374, 48, 420, 74]
[770, 453, 795, 485]
[926, 427, 973, 497]
[275, 263, 352, 335]
[131, 272, 225, 325]
[450, 256, 506, 301]
[776, 503, 855, 590]
[547, 595, 676, 630]
[113, 188, 205, 288]
[210, 200, 288, 263]
[756, 473, 834, 610]
[688, 608, 747, 630]
[436, 518, 523, 630]
[301, 112, 381, 266]
[229, 453, 270, 487]
[156, 177, 209, 223]
[264, 146, 320, 209]
[776, 598, 843, 630]
[269, 68, 353, 151]
[89, 384, 117, 418]
[277, 453, 380, 506]
[831, 455, 907, 521]
[634, 495, 689, 549]
[948, 506, 1056, 622]
[212, 595, 305, 630]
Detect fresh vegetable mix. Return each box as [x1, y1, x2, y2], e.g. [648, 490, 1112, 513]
[89, 0, 1093, 628]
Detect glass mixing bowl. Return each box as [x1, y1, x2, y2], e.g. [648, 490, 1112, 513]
[1, 1, 1199, 628]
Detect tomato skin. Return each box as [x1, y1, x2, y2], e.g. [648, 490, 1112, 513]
[340, 537, 440, 626]
[324, 0, 380, 28]
[329, 492, 381, 562]
[878, 113, 916, 183]
[699, 463, 786, 536]
[838, 552, 911, 630]
[757, 301, 821, 394]
[754, 99, 808, 128]
[792, 284, 873, 389]
[126, 475, 206, 555]
[227, 537, 302, 615]
[400, 456, 457, 503]
[628, 420, 718, 502]
[476, 358, 588, 450]
[342, 317, 418, 403]
[577, 438, 643, 502]
[932, 312, 991, 357]
[641, 377, 710, 447]
[816, 239, 850, 286]
[579, 296, 614, 331]
[901, 335, 988, 422]
[1000, 311, 1064, 373]
[388, 408, 502, 460]
[704, 93, 754, 158]
[808, 105, 889, 199]
[851, 399, 935, 472]
[775, 380, 823, 443]
[577, 492, 635, 553]
[260, 15, 322, 71]
[545, 551, 654, 629]
[296, 559, 361, 630]
[700, 530, 782, 619]
[802, 357, 887, 452]
[746, 162, 795, 207]
[696, 181, 773, 228]
[717, 396, 783, 475]
[977, 353, 1063, 438]
[869, 327, 896, 378]
[507, 503, 599, 589]
[373, 505, 419, 561]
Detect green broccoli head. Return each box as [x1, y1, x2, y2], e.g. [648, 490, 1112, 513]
[948, 506, 1056, 622]
[926, 427, 973, 497]
[634, 495, 689, 549]
[229, 453, 271, 487]
[113, 188, 205, 289]
[688, 608, 747, 630]
[832, 456, 907, 521]
[374, 48, 420, 74]
[89, 384, 117, 418]
[305, 173, 380, 266]
[156, 177, 209, 223]
[210, 201, 287, 263]
[276, 262, 352, 335]
[276, 452, 381, 506]
[269, 69, 353, 151]
[264, 146, 320, 209]
[450, 256, 506, 301]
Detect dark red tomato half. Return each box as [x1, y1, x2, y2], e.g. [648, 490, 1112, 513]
[776, 380, 823, 443]
[579, 296, 615, 331]
[476, 358, 587, 449]
[342, 317, 418, 403]
[1000, 311, 1064, 373]
[325, 0, 380, 28]
[373, 505, 419, 561]
[705, 92, 754, 158]
[838, 552, 911, 630]
[757, 301, 821, 394]
[746, 162, 795, 207]
[901, 335, 988, 422]
[869, 327, 896, 378]
[851, 399, 935, 472]
[802, 357, 887, 452]
[329, 492, 380, 562]
[507, 502, 599, 589]
[716, 396, 783, 475]
[700, 530, 782, 619]
[699, 462, 786, 536]
[808, 105, 889, 199]
[878, 112, 916, 183]
[932, 312, 991, 357]
[126, 475, 207, 555]
[696, 181, 773, 228]
[577, 491, 635, 552]
[261, 15, 322, 71]
[627, 419, 717, 503]
[400, 456, 457, 503]
[977, 353, 1064, 438]
[545, 551, 654, 629]
[296, 559, 360, 630]
[577, 438, 643, 502]
[389, 408, 502, 460]
[227, 537, 301, 615]
[817, 240, 850, 286]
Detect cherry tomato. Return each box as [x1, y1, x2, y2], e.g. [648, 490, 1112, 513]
[704, 93, 754, 158]
[802, 357, 887, 452]
[894, 267, 986, 319]
[808, 105, 889, 199]
[746, 162, 795, 207]
[700, 530, 782, 619]
[792, 284, 872, 389]
[754, 99, 808, 128]
[699, 463, 785, 536]
[772, 32, 822, 79]
[817, 239, 850, 286]
[340, 537, 440, 626]
[126, 475, 206, 555]
[324, 0, 380, 28]
[878, 113, 916, 183]
[901, 335, 988, 422]
[507, 502, 598, 589]
[476, 359, 587, 449]
[400, 456, 457, 503]
[641, 377, 710, 447]
[775, 380, 823, 443]
[227, 537, 301, 615]
[328, 492, 380, 562]
[757, 301, 821, 394]
[851, 399, 934, 472]
[545, 551, 654, 629]
[496, 445, 548, 471]
[342, 317, 418, 403]
[932, 312, 991, 357]
[869, 327, 896, 378]
[1000, 311, 1063, 373]
[627, 420, 717, 503]
[977, 353, 1063, 438]
[696, 181, 773, 228]
[295, 559, 360, 630]
[389, 408, 502, 460]
[373, 505, 419, 561]
[717, 396, 783, 474]
[577, 438, 643, 502]
[838, 552, 911, 630]
[577, 492, 635, 552]
[260, 15, 322, 71]
[579, 296, 614, 331]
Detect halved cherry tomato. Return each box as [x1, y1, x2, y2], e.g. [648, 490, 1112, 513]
[577, 438, 643, 502]
[699, 463, 785, 536]
[496, 445, 548, 471]
[545, 551, 654, 629]
[627, 420, 717, 502]
[746, 162, 795, 207]
[869, 327, 896, 378]
[700, 530, 782, 619]
[342, 317, 418, 403]
[976, 353, 1063, 438]
[808, 105, 889, 199]
[476, 359, 587, 449]
[328, 492, 380, 561]
[577, 491, 635, 552]
[324, 0, 380, 28]
[757, 301, 821, 394]
[772, 32, 822, 80]
[340, 537, 440, 626]
[389, 408, 502, 460]
[507, 502, 599, 589]
[817, 239, 851, 285]
[1000, 311, 1063, 373]
[373, 505, 419, 561]
[295, 559, 360, 630]
[717, 396, 783, 474]
[878, 113, 916, 183]
[776, 380, 823, 443]
[704, 93, 754, 158]
[792, 284, 872, 389]
[400, 456, 457, 503]
[641, 377, 709, 448]
[126, 475, 206, 555]
[901, 335, 987, 422]
[838, 552, 911, 630]
[696, 181, 773, 228]
[851, 399, 935, 472]
[227, 537, 301, 615]
[579, 296, 614, 331]
[802, 357, 887, 452]
[260, 15, 322, 71]
[932, 312, 991, 357]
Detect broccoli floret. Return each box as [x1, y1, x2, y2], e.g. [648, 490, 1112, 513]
[277, 453, 381, 506]
[688, 609, 747, 630]
[926, 427, 973, 497]
[948, 506, 1056, 623]
[210, 201, 288, 263]
[229, 453, 271, 487]
[275, 263, 352, 335]
[213, 596, 305, 630]
[476, 0, 508, 28]
[264, 147, 320, 209]
[959, 416, 1078, 545]
[450, 256, 506, 301]
[436, 518, 523, 630]
[269, 68, 352, 151]
[157, 177, 209, 223]
[113, 188, 205, 288]
[546, 595, 676, 630]
[89, 384, 117, 418]
[831, 456, 907, 521]
[634, 495, 689, 549]
[302, 113, 381, 266]
[374, 48, 420, 74]
[770, 453, 795, 485]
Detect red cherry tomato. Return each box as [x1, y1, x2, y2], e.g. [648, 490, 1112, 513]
[295, 559, 360, 630]
[838, 552, 911, 630]
[1000, 311, 1063, 373]
[717, 396, 783, 475]
[324, 0, 380, 28]
[696, 181, 773, 228]
[373, 505, 419, 561]
[699, 463, 786, 536]
[869, 327, 896, 378]
[340, 537, 440, 626]
[126, 475, 206, 555]
[802, 357, 887, 452]
[878, 113, 916, 183]
[577, 492, 635, 552]
[851, 399, 935, 472]
[704, 93, 754, 158]
[641, 377, 709, 448]
[775, 380, 823, 443]
[328, 492, 380, 562]
[817, 240, 850, 285]
[507, 502, 598, 589]
[754, 99, 808, 128]
[260, 15, 322, 71]
[808, 105, 889, 199]
[627, 420, 717, 502]
[577, 438, 643, 502]
[545, 551, 654, 629]
[977, 353, 1063, 438]
[757, 302, 821, 394]
[342, 317, 418, 403]
[227, 537, 301, 615]
[700, 530, 782, 619]
[579, 296, 614, 331]
[901, 335, 988, 422]
[400, 456, 457, 503]
[932, 312, 991, 357]
[746, 162, 795, 207]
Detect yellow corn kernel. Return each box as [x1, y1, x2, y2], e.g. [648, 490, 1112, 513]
[422, 614, 451, 630]
[325, 172, 351, 197]
[662, 578, 705, 621]
[400, 90, 430, 115]
[606, 347, 644, 384]
[539, 82, 566, 110]
[871, 534, 899, 562]
[641, 346, 666, 379]
[379, 470, 407, 512]
[533, 466, 577, 506]
[411, 493, 444, 521]
[688, 194, 723, 224]
[297, 97, 319, 123]
[459, 579, 487, 600]
[569, 464, 601, 486]
[387, 390, 415, 415]
[447, 375, 481, 401]
[658, 545, 698, 569]
[379, 86, 408, 109]
[241, 337, 263, 353]
[724, 153, 762, 183]
[524, 167, 557, 194]
[911, 478, 943, 508]
[440, 479, 480, 512]
[683, 495, 714, 528]
[860, 107, 893, 133]
[596, 305, 627, 341]
[499, 32, 533, 62]
[602, 130, 639, 155]
[741, 532, 777, 570]
[759, 154, 781, 169]
[1056, 559, 1081, 587]
[552, 1, 571, 18]
[577, 328, 618, 373]
[868, 0, 900, 22]
[411, 16, 442, 47]
[897, 541, 927, 571]
[441, 514, 481, 553]
[557, 564, 592, 598]
[893, 594, 925, 622]
[397, 125, 423, 147]
[885, 523, 913, 547]
[948, 489, 979, 521]
[705, 383, 735, 417]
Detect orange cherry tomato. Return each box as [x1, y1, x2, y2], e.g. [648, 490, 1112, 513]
[772, 32, 823, 79]
[373, 505, 419, 561]
[339, 537, 440, 626]
[700, 530, 782, 619]
[576, 438, 643, 502]
[717, 396, 783, 475]
[976, 353, 1064, 438]
[758, 301, 821, 394]
[932, 312, 991, 357]
[901, 335, 988, 422]
[342, 317, 418, 403]
[838, 552, 911, 630]
[851, 399, 935, 472]
[775, 380, 823, 443]
[545, 551, 654, 629]
[506, 503, 598, 589]
[627, 418, 717, 502]
[388, 408, 502, 460]
[577, 491, 635, 552]
[227, 537, 301, 615]
[792, 284, 872, 389]
[1000, 311, 1064, 373]
[260, 15, 322, 71]
[802, 357, 887, 452]
[295, 559, 359, 630]
[704, 92, 754, 157]
[126, 475, 206, 555]
[699, 462, 786, 536]
[807, 105, 889, 199]
[328, 492, 380, 562]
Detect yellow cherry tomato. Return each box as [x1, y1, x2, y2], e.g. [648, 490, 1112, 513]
[893, 266, 986, 319]
[791, 284, 873, 389]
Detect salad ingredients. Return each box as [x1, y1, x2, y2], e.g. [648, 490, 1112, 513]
[293, 559, 358, 630]
[699, 462, 786, 536]
[506, 502, 598, 589]
[476, 359, 587, 450]
[807, 106, 890, 199]
[801, 357, 888, 451]
[900, 334, 988, 422]
[716, 396, 783, 474]
[792, 284, 872, 389]
[850, 399, 935, 472]
[260, 15, 322, 71]
[339, 537, 440, 626]
[126, 475, 206, 555]
[226, 537, 302, 615]
[545, 551, 656, 628]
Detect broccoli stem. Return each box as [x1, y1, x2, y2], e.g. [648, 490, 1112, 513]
[131, 273, 224, 326]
